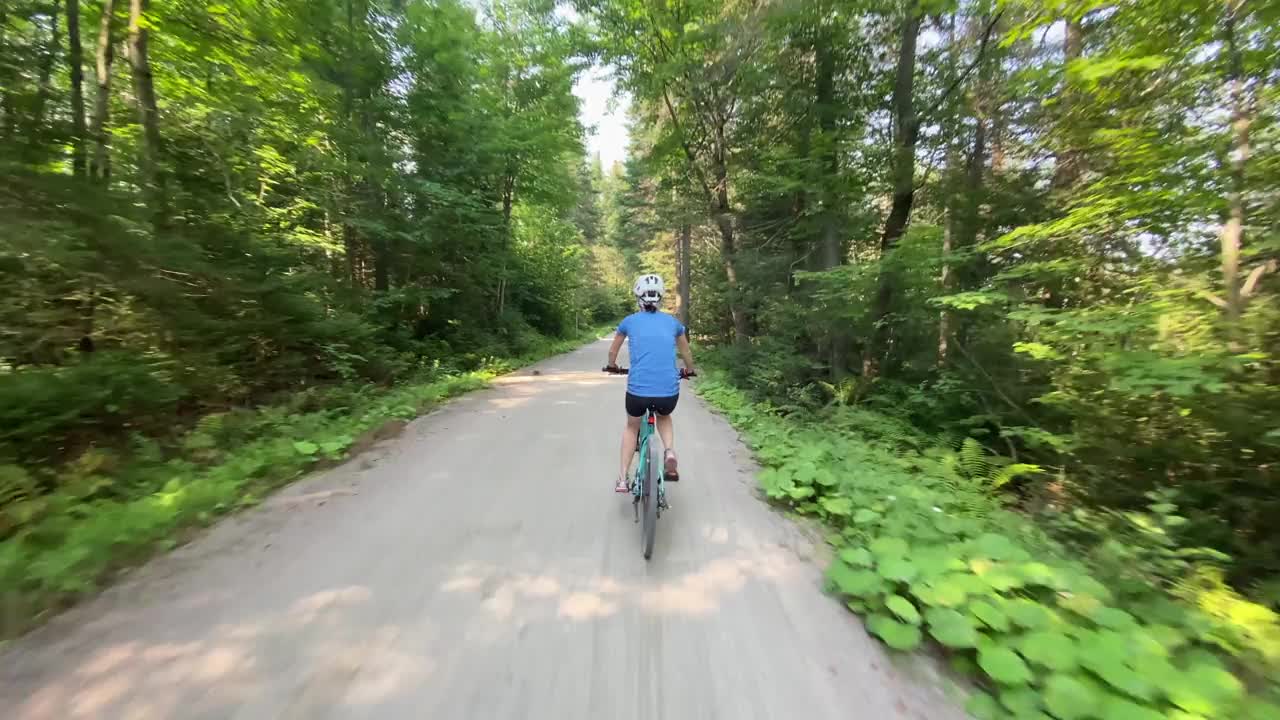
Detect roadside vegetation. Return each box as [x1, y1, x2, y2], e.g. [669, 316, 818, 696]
[580, 0, 1280, 715]
[698, 367, 1279, 719]
[0, 0, 624, 635]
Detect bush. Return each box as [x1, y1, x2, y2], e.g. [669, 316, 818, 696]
[696, 369, 1280, 718]
[0, 353, 187, 461]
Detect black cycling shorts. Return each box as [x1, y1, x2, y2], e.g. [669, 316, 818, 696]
[625, 392, 679, 418]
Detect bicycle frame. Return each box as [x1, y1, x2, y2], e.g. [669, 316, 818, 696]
[632, 410, 663, 517]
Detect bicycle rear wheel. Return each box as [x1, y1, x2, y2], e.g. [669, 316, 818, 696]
[641, 431, 660, 559]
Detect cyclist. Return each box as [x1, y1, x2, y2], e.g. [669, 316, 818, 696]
[605, 274, 696, 493]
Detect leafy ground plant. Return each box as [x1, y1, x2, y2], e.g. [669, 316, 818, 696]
[696, 370, 1280, 720]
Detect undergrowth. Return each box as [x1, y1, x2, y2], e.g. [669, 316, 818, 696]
[0, 328, 605, 639]
[696, 369, 1280, 720]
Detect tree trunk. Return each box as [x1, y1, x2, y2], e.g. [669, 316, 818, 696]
[867, 2, 922, 376]
[29, 2, 63, 155]
[787, 64, 812, 295]
[711, 119, 749, 344]
[959, 16, 994, 251]
[90, 0, 117, 182]
[127, 0, 166, 219]
[67, 0, 88, 176]
[938, 13, 961, 368]
[1052, 15, 1085, 189]
[816, 31, 847, 378]
[502, 174, 514, 225]
[374, 239, 390, 292]
[939, 207, 954, 366]
[816, 35, 840, 271]
[0, 7, 12, 143]
[879, 4, 922, 253]
[343, 223, 359, 288]
[1219, 0, 1250, 324]
[712, 169, 749, 343]
[677, 222, 692, 326]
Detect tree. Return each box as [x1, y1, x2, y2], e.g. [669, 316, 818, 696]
[126, 0, 165, 218]
[89, 0, 117, 181]
[66, 0, 87, 176]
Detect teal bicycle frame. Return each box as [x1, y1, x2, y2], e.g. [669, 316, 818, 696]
[631, 409, 665, 520]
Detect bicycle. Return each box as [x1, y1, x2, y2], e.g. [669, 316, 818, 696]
[603, 366, 695, 560]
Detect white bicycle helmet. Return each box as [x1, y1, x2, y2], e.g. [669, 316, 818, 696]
[633, 273, 664, 310]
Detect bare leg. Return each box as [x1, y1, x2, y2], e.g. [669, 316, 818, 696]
[656, 413, 678, 479]
[656, 413, 674, 453]
[618, 415, 642, 490]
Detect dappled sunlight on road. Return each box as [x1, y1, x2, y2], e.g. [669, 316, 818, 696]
[9, 540, 810, 719]
[11, 585, 437, 720]
[441, 542, 803, 623]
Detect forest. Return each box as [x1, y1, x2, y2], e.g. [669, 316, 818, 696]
[580, 0, 1280, 714]
[3, 0, 1280, 715]
[0, 0, 627, 630]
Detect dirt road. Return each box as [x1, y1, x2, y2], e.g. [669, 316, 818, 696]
[0, 340, 963, 720]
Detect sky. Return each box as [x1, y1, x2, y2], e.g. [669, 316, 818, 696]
[573, 64, 632, 171]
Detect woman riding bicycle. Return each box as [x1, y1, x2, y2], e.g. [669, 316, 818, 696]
[605, 274, 697, 493]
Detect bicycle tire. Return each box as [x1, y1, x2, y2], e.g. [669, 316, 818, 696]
[641, 430, 660, 560]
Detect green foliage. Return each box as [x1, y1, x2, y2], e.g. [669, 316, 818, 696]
[1, 0, 623, 634]
[583, 0, 1280, 608]
[698, 366, 1280, 717]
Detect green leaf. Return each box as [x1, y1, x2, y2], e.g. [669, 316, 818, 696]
[793, 461, 818, 485]
[1088, 659, 1154, 701]
[878, 558, 919, 583]
[1000, 687, 1043, 716]
[1018, 630, 1078, 671]
[839, 547, 874, 567]
[1167, 665, 1245, 716]
[912, 548, 963, 579]
[922, 575, 970, 607]
[886, 595, 921, 625]
[1059, 591, 1105, 618]
[1100, 697, 1165, 720]
[975, 533, 1019, 560]
[1013, 342, 1062, 361]
[870, 536, 910, 559]
[980, 567, 1025, 591]
[820, 495, 853, 516]
[1044, 674, 1103, 720]
[926, 608, 981, 648]
[867, 614, 923, 651]
[970, 599, 1011, 632]
[978, 645, 1032, 685]
[853, 508, 880, 524]
[788, 485, 816, 500]
[292, 441, 319, 455]
[1018, 562, 1057, 587]
[966, 692, 1003, 720]
[1006, 599, 1054, 629]
[827, 561, 885, 597]
[1091, 607, 1137, 630]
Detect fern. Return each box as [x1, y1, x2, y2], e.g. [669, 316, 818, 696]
[0, 465, 35, 508]
[959, 438, 992, 480]
[990, 463, 1042, 489]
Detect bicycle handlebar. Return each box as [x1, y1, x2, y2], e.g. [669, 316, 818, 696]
[603, 366, 696, 379]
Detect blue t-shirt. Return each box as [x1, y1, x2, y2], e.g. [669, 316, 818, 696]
[617, 311, 686, 397]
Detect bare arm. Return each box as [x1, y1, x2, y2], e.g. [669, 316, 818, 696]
[606, 332, 626, 367]
[677, 334, 696, 372]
